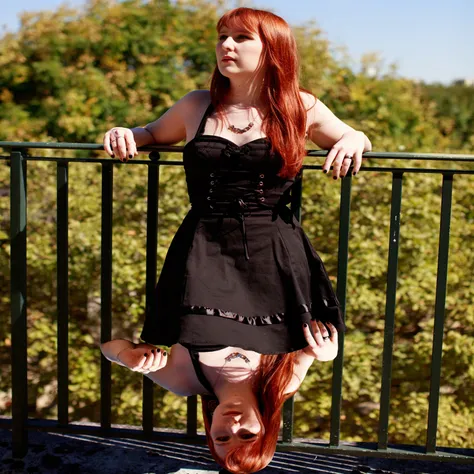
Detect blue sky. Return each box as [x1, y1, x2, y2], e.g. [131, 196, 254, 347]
[2, 0, 473, 84]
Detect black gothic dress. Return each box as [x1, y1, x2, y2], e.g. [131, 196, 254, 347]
[140, 104, 344, 354]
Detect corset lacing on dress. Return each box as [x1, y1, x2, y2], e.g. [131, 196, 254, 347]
[190, 166, 274, 261]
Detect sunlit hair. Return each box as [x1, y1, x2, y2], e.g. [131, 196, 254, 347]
[202, 353, 299, 474]
[211, 7, 312, 178]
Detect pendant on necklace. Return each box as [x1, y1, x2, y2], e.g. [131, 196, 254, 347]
[228, 122, 254, 134]
[225, 352, 251, 363]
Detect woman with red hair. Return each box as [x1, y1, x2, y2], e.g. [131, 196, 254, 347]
[101, 7, 371, 473]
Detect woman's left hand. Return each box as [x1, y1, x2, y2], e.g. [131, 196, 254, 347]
[302, 321, 338, 361]
[323, 130, 366, 179]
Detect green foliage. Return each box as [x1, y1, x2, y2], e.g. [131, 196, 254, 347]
[0, 0, 473, 449]
[0, 0, 219, 142]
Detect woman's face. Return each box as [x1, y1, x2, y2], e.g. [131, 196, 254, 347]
[210, 399, 264, 458]
[215, 25, 264, 78]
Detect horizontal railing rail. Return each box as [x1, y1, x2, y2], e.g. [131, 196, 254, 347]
[1, 141, 473, 465]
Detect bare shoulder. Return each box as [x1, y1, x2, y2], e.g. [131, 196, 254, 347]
[179, 90, 211, 141]
[180, 89, 211, 112]
[299, 91, 319, 130]
[168, 342, 193, 364]
[300, 90, 318, 110]
[144, 90, 211, 145]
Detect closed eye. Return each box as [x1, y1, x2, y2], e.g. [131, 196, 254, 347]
[215, 433, 257, 444]
[218, 33, 253, 42]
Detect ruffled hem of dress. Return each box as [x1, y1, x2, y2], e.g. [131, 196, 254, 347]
[180, 303, 312, 326]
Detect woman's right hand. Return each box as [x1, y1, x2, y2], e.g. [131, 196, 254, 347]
[302, 321, 338, 361]
[117, 344, 168, 374]
[103, 127, 139, 162]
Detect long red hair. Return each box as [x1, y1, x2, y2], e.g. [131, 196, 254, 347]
[210, 7, 310, 178]
[201, 352, 299, 473]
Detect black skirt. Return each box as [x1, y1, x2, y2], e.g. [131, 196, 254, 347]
[140, 204, 344, 354]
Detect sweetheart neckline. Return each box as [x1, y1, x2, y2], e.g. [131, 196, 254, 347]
[184, 134, 269, 150]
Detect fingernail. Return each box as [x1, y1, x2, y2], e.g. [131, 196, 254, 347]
[144, 353, 148, 357]
[333, 176, 337, 180]
[129, 154, 132, 159]
[111, 154, 114, 158]
[323, 169, 327, 174]
[151, 349, 155, 353]
[353, 172, 357, 176]
[340, 175, 344, 179]
[303, 323, 308, 328]
[163, 352, 167, 356]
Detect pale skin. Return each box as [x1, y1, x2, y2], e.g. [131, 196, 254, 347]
[101, 23, 371, 458]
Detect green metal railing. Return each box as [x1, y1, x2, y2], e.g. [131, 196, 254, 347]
[1, 141, 474, 465]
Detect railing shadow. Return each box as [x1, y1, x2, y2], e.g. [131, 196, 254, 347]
[2, 428, 474, 473]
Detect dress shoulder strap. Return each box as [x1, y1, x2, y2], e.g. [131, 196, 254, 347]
[188, 349, 215, 395]
[194, 102, 214, 138]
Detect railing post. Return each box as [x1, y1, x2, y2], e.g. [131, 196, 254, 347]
[10, 150, 28, 457]
[143, 159, 159, 436]
[426, 173, 454, 453]
[186, 395, 198, 437]
[57, 162, 69, 425]
[378, 172, 403, 449]
[100, 162, 113, 431]
[330, 175, 352, 447]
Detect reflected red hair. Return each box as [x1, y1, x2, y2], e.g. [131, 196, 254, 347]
[210, 7, 311, 178]
[202, 353, 299, 474]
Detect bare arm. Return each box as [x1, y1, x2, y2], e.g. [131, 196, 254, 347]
[103, 89, 210, 160]
[100, 340, 198, 396]
[283, 321, 339, 395]
[100, 339, 136, 367]
[301, 92, 372, 178]
[284, 351, 315, 395]
[302, 92, 372, 151]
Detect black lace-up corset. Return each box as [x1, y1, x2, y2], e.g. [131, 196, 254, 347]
[182, 103, 295, 260]
[190, 167, 283, 260]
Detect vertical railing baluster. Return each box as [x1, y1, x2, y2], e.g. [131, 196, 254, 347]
[10, 150, 28, 457]
[187, 395, 198, 437]
[378, 172, 403, 450]
[57, 162, 69, 425]
[143, 160, 159, 436]
[100, 162, 113, 431]
[426, 173, 454, 453]
[282, 397, 295, 443]
[330, 175, 352, 447]
[282, 170, 304, 443]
